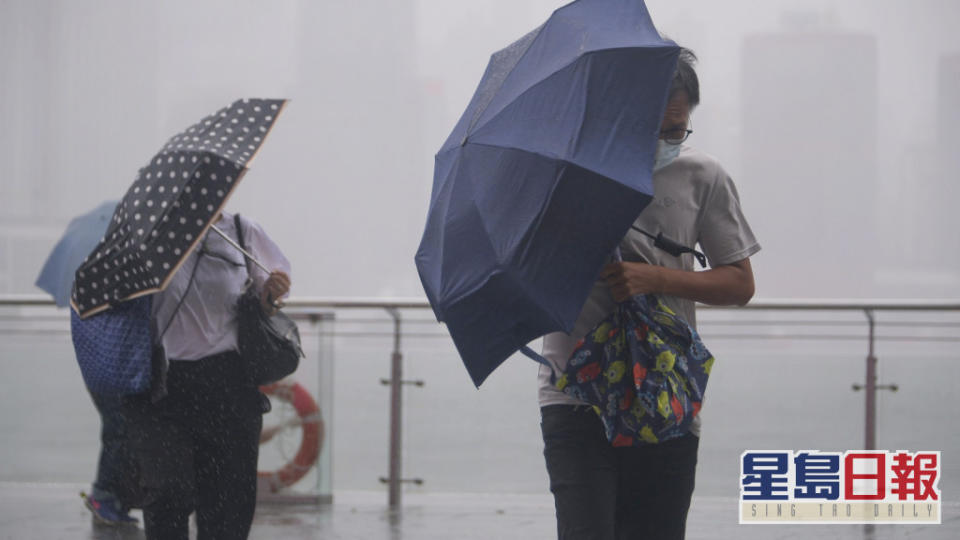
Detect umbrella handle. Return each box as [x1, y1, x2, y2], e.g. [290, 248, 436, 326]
[209, 224, 272, 274]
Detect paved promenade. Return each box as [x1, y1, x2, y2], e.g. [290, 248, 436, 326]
[0, 482, 955, 539]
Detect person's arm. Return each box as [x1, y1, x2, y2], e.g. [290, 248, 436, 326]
[605, 162, 760, 307]
[238, 215, 293, 315]
[600, 257, 755, 306]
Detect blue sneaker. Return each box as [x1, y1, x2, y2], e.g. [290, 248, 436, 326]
[80, 491, 138, 525]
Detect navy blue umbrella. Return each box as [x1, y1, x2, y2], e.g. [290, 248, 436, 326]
[36, 200, 119, 307]
[415, 0, 678, 386]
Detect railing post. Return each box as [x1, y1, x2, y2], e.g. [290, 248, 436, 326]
[862, 313, 878, 540]
[853, 308, 897, 453]
[377, 306, 425, 509]
[864, 309, 877, 451]
[313, 312, 335, 503]
[386, 307, 402, 510]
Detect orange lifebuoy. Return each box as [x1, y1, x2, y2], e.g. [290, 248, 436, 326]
[257, 381, 324, 492]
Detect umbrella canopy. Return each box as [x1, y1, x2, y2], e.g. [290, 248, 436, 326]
[36, 200, 118, 307]
[415, 0, 678, 386]
[72, 98, 286, 318]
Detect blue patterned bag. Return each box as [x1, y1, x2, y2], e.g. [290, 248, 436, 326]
[526, 293, 714, 446]
[70, 296, 154, 396]
[567, 293, 713, 445]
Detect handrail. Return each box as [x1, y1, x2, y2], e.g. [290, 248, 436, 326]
[3, 294, 960, 311]
[0, 295, 58, 307]
[2, 293, 958, 510]
[701, 298, 960, 311]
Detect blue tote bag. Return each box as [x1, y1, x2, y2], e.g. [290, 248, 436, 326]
[70, 295, 154, 396]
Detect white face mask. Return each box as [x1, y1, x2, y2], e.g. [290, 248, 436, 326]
[653, 140, 682, 172]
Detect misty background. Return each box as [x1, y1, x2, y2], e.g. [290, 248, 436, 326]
[1, 0, 959, 505]
[2, 0, 958, 301]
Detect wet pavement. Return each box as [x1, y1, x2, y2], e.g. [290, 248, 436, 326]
[0, 482, 955, 539]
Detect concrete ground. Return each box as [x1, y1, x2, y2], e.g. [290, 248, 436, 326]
[0, 482, 955, 539]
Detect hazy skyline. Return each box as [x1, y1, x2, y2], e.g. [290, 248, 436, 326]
[1, 0, 959, 509]
[2, 0, 958, 300]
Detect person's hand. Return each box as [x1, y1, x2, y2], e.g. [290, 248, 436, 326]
[600, 262, 664, 303]
[261, 271, 291, 314]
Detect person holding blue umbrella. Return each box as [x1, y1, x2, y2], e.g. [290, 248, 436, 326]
[537, 48, 760, 539]
[418, 2, 758, 536]
[36, 200, 118, 308]
[36, 201, 142, 525]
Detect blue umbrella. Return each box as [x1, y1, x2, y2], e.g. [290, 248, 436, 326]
[36, 200, 118, 307]
[415, 0, 678, 386]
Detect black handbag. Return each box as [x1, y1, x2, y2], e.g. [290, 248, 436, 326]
[234, 215, 303, 385]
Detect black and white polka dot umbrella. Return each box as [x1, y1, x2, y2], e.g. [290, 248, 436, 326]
[71, 98, 287, 318]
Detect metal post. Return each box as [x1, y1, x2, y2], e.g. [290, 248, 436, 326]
[862, 309, 878, 540]
[852, 309, 897, 539]
[864, 309, 876, 451]
[377, 307, 424, 508]
[315, 312, 334, 504]
[386, 307, 402, 510]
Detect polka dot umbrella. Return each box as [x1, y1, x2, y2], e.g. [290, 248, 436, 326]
[71, 98, 286, 318]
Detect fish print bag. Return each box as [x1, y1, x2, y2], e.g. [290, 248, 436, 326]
[555, 293, 713, 446]
[524, 290, 714, 446]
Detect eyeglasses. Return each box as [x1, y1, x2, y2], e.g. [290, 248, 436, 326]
[659, 118, 693, 145]
[659, 127, 693, 145]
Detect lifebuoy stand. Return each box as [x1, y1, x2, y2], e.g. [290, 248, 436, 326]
[256, 381, 324, 496]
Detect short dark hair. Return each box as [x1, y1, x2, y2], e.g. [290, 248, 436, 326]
[670, 48, 699, 107]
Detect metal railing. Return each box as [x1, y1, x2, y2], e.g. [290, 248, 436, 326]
[698, 299, 960, 452]
[2, 294, 959, 510]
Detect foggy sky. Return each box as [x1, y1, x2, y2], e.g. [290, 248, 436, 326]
[2, 0, 958, 300]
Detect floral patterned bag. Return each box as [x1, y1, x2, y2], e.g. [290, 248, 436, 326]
[525, 290, 714, 446]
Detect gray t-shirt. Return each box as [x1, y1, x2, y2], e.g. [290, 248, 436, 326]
[537, 145, 762, 436]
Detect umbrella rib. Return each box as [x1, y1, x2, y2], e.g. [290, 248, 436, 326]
[448, 140, 618, 184]
[465, 23, 546, 134]
[465, 45, 672, 145]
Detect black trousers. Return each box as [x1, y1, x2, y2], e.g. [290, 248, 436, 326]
[541, 405, 699, 540]
[126, 351, 263, 540]
[89, 390, 142, 509]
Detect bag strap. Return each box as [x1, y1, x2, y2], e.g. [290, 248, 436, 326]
[520, 345, 557, 384]
[630, 225, 707, 268]
[520, 345, 549, 366]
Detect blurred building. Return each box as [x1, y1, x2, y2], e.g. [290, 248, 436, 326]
[741, 25, 878, 297]
[0, 0, 429, 297]
[291, 0, 427, 297]
[0, 2, 162, 293]
[938, 53, 960, 258]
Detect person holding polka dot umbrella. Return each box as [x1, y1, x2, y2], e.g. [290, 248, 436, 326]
[69, 98, 293, 539]
[71, 98, 287, 317]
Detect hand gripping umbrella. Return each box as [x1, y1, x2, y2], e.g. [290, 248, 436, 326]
[71, 98, 286, 318]
[415, 0, 678, 386]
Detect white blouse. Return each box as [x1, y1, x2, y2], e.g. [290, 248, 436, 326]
[151, 212, 291, 361]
